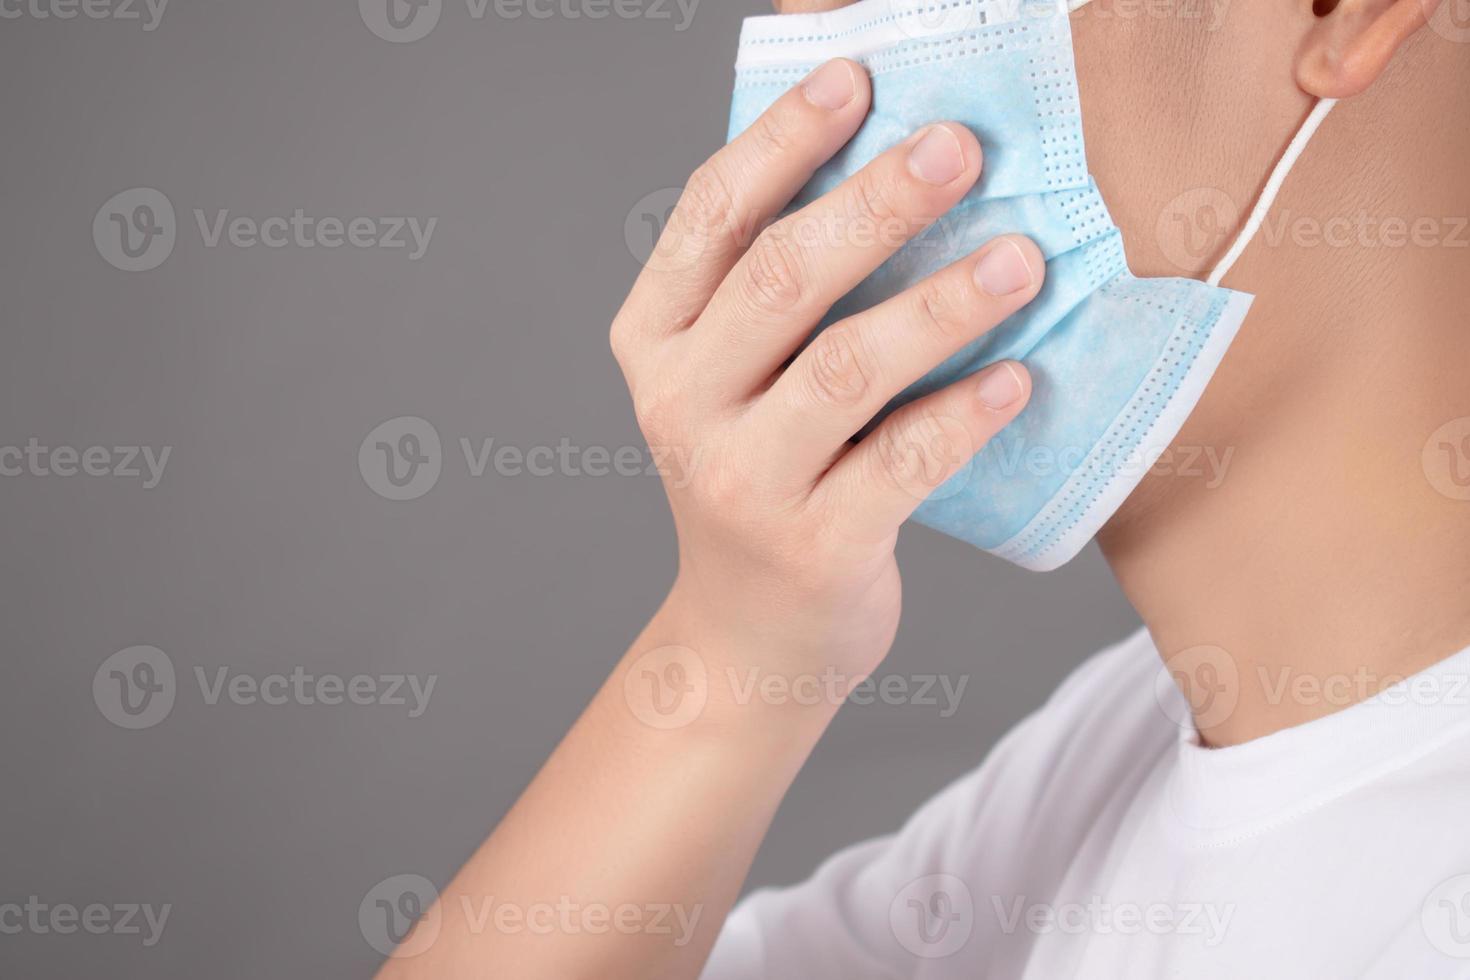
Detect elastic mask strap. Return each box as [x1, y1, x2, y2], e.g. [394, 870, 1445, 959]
[1206, 97, 1338, 287]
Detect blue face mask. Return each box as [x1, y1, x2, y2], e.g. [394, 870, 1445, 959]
[728, 0, 1335, 570]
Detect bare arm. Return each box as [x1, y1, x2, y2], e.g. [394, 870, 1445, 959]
[377, 54, 1043, 980]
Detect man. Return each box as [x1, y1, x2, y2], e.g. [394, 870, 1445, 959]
[378, 0, 1470, 974]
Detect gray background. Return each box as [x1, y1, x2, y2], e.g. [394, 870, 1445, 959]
[0, 1, 1138, 976]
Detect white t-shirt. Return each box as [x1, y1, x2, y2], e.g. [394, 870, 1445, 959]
[701, 627, 1470, 979]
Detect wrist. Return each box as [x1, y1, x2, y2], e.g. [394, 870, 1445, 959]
[607, 588, 848, 746]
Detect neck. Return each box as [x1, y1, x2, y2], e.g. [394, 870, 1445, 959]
[1098, 31, 1470, 747]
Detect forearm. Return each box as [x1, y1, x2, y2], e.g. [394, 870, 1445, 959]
[378, 47, 1044, 979]
[376, 593, 840, 980]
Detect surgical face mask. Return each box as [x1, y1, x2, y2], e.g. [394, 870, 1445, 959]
[728, 0, 1335, 570]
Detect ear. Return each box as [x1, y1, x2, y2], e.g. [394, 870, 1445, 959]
[1296, 0, 1443, 97]
[773, 0, 857, 11]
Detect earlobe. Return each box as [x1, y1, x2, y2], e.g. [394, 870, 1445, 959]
[1296, 0, 1441, 98]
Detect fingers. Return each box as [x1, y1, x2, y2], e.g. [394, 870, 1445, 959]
[612, 59, 871, 360]
[687, 122, 983, 400]
[817, 359, 1033, 544]
[753, 235, 1043, 484]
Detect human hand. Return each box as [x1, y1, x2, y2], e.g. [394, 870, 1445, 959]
[611, 57, 1044, 702]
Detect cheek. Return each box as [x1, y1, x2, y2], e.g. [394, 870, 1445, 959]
[1068, 1, 1309, 281]
[1071, 11, 1202, 280]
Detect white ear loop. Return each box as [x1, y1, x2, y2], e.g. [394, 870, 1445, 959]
[1060, 0, 1334, 286]
[1206, 97, 1338, 286]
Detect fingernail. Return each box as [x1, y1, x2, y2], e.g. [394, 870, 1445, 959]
[907, 125, 966, 186]
[975, 362, 1025, 410]
[802, 59, 857, 111]
[974, 239, 1035, 296]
